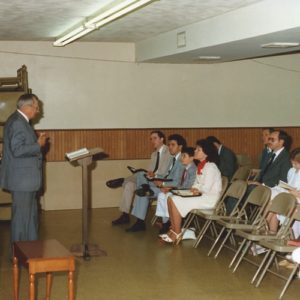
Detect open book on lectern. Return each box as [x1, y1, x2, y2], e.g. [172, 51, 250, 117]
[65, 148, 89, 160]
[65, 147, 104, 162]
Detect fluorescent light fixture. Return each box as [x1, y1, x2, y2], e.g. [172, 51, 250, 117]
[85, 0, 143, 27]
[53, 0, 156, 47]
[93, 0, 154, 28]
[261, 42, 300, 48]
[197, 56, 221, 60]
[54, 26, 85, 46]
[55, 28, 95, 47]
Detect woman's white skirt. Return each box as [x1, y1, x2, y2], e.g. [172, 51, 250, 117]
[171, 194, 219, 217]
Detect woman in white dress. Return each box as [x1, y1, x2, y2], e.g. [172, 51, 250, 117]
[162, 139, 222, 243]
[267, 148, 300, 238]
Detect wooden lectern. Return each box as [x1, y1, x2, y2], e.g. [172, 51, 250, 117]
[66, 147, 107, 260]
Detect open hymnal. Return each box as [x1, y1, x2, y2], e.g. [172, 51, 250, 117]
[171, 189, 195, 197]
[65, 148, 89, 160]
[278, 180, 296, 191]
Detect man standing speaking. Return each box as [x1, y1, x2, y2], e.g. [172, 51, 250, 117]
[0, 93, 47, 243]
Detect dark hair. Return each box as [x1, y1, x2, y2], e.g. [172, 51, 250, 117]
[290, 148, 300, 163]
[263, 127, 275, 133]
[206, 136, 221, 145]
[182, 147, 195, 157]
[168, 134, 187, 148]
[196, 139, 219, 163]
[277, 130, 292, 151]
[17, 93, 38, 109]
[150, 130, 166, 143]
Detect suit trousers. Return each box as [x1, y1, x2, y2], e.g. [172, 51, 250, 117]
[155, 192, 171, 223]
[11, 191, 38, 243]
[131, 172, 162, 220]
[119, 172, 152, 214]
[131, 185, 160, 220]
[119, 181, 136, 213]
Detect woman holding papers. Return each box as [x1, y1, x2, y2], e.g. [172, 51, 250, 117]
[267, 148, 300, 237]
[161, 139, 222, 244]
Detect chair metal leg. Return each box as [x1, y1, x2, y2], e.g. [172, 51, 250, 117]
[193, 220, 212, 248]
[251, 249, 272, 284]
[229, 233, 236, 248]
[182, 213, 192, 229]
[229, 238, 246, 268]
[279, 264, 299, 299]
[181, 214, 195, 239]
[151, 215, 158, 226]
[255, 251, 277, 287]
[211, 222, 218, 238]
[194, 217, 201, 231]
[214, 229, 233, 259]
[232, 240, 252, 273]
[207, 227, 225, 257]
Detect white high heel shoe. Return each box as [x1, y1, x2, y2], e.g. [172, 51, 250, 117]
[161, 230, 182, 244]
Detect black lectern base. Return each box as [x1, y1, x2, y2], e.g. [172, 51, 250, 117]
[70, 243, 107, 260]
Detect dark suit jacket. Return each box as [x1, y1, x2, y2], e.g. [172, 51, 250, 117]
[0, 111, 42, 192]
[219, 145, 238, 180]
[259, 147, 272, 170]
[259, 148, 291, 187]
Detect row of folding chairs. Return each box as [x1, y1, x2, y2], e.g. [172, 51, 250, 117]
[150, 164, 255, 226]
[181, 178, 300, 299]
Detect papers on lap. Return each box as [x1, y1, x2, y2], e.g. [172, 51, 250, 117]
[65, 148, 89, 160]
[171, 189, 195, 197]
[278, 180, 296, 191]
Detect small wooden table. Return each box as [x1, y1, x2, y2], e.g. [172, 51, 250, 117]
[13, 239, 75, 300]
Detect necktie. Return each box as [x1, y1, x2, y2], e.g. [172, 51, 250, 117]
[165, 157, 176, 178]
[259, 152, 276, 182]
[171, 157, 176, 169]
[180, 168, 187, 185]
[153, 151, 160, 173]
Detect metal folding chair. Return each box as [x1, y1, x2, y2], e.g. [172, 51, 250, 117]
[179, 180, 247, 248]
[229, 193, 297, 273]
[208, 185, 271, 258]
[251, 204, 300, 299]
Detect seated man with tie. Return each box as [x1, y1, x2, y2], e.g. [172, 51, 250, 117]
[226, 130, 292, 213]
[249, 130, 291, 187]
[126, 134, 187, 232]
[112, 130, 172, 225]
[206, 136, 237, 180]
[155, 146, 197, 234]
[259, 127, 275, 170]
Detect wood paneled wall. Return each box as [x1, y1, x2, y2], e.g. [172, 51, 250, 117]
[39, 128, 300, 164]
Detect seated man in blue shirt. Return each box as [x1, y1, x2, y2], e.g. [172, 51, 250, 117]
[126, 134, 187, 232]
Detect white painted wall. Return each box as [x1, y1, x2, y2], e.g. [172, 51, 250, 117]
[0, 41, 299, 129]
[41, 160, 149, 210]
[1, 40, 300, 210]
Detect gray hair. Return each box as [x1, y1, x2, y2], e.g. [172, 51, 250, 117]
[17, 93, 38, 109]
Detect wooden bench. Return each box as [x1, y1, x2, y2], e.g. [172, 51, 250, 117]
[13, 239, 75, 300]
